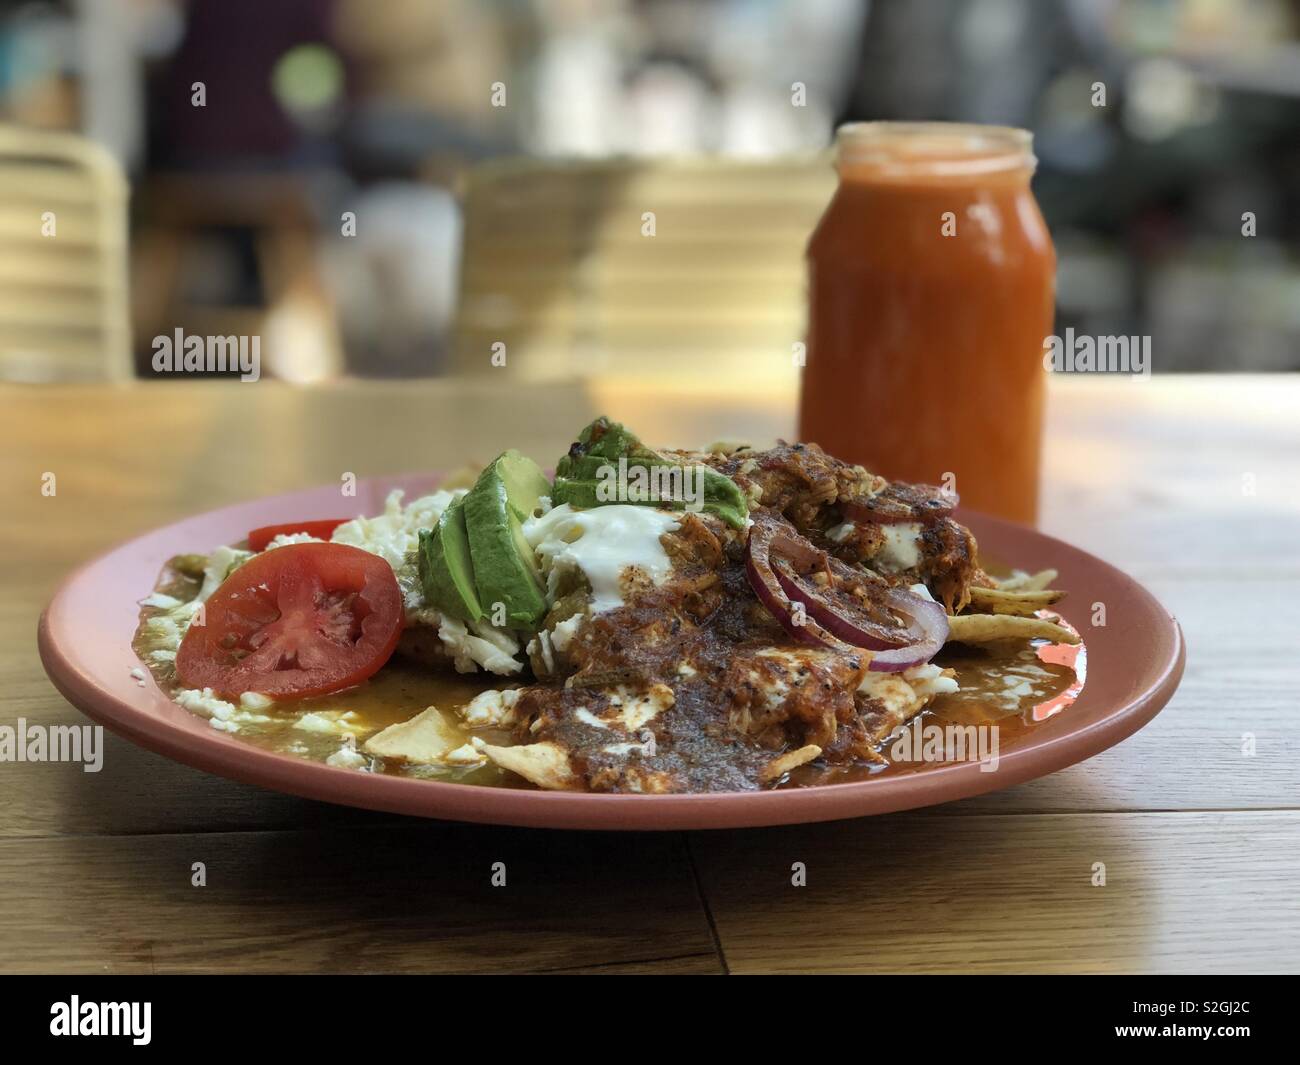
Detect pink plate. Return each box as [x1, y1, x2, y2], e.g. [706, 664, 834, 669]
[38, 474, 1184, 830]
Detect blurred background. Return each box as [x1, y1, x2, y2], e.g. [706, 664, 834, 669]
[0, 0, 1297, 386]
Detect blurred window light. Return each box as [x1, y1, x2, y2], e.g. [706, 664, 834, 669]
[717, 83, 831, 156]
[522, 0, 860, 157]
[624, 63, 711, 155]
[262, 285, 342, 383]
[529, 28, 628, 156]
[271, 43, 344, 118]
[1122, 57, 1219, 141]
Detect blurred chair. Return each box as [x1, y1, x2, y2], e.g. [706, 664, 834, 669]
[132, 173, 344, 383]
[453, 157, 835, 390]
[0, 125, 130, 382]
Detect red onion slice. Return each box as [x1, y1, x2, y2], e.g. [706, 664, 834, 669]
[861, 593, 948, 672]
[774, 562, 921, 649]
[744, 514, 949, 672]
[743, 550, 849, 651]
[842, 485, 957, 526]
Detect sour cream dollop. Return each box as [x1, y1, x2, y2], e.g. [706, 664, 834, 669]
[524, 504, 680, 613]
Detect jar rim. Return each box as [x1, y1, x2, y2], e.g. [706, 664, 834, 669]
[835, 121, 1036, 178]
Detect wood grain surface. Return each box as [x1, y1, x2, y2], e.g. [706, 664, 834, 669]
[1, 374, 1294, 973]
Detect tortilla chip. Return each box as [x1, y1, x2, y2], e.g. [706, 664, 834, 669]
[472, 738, 579, 791]
[760, 744, 822, 782]
[967, 585, 1064, 616]
[996, 568, 1059, 592]
[705, 439, 753, 456]
[947, 613, 1080, 645]
[364, 706, 476, 765]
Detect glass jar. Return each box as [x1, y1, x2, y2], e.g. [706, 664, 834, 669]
[799, 122, 1056, 525]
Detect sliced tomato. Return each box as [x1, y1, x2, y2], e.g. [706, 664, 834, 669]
[248, 519, 348, 552]
[176, 542, 403, 698]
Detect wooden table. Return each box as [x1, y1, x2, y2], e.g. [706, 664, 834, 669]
[1, 374, 1296, 974]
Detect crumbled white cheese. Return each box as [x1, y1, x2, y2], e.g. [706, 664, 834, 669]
[142, 597, 203, 652]
[129, 666, 148, 687]
[173, 687, 238, 729]
[612, 684, 674, 731]
[326, 736, 369, 770]
[198, 545, 253, 601]
[437, 616, 524, 676]
[294, 710, 360, 735]
[528, 630, 556, 674]
[172, 687, 275, 732]
[550, 613, 583, 652]
[524, 503, 680, 614]
[858, 662, 959, 716]
[856, 672, 921, 717]
[876, 523, 924, 573]
[330, 488, 457, 570]
[827, 522, 855, 544]
[239, 691, 275, 711]
[444, 742, 486, 766]
[904, 662, 961, 698]
[460, 688, 522, 728]
[264, 532, 324, 550]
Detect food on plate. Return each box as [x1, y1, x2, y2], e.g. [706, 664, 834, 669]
[247, 519, 348, 552]
[460, 449, 551, 629]
[174, 542, 404, 699]
[134, 418, 1083, 792]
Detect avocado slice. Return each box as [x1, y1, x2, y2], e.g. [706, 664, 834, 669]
[491, 447, 551, 522]
[553, 417, 749, 528]
[418, 498, 483, 623]
[463, 451, 550, 631]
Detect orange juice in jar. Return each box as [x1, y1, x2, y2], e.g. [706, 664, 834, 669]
[799, 122, 1056, 525]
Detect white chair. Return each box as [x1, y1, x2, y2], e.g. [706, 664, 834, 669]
[0, 124, 131, 382]
[453, 157, 835, 389]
